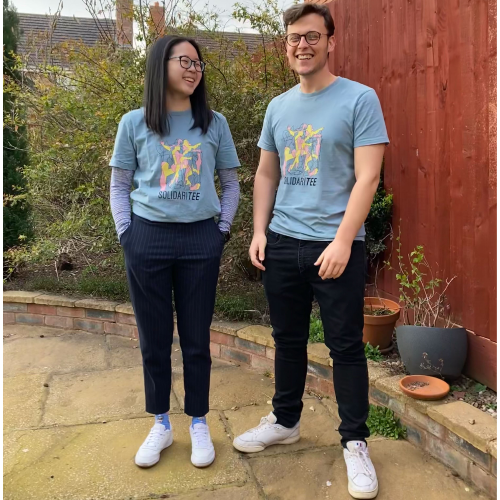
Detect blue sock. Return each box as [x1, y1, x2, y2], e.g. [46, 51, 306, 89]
[192, 416, 207, 427]
[155, 413, 171, 430]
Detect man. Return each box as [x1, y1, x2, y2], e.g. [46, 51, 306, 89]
[232, 4, 388, 499]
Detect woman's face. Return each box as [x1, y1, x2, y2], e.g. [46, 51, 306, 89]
[167, 41, 203, 98]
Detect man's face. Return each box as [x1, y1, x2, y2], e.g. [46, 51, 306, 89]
[285, 13, 335, 77]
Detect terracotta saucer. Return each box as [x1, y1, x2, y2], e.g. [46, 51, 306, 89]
[399, 375, 450, 400]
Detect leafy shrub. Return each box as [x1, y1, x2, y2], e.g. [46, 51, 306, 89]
[367, 405, 406, 439]
[3, 0, 32, 251]
[365, 165, 393, 263]
[309, 314, 325, 343]
[364, 342, 383, 362]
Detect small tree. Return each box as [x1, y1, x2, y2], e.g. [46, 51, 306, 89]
[3, 0, 31, 250]
[387, 227, 456, 327]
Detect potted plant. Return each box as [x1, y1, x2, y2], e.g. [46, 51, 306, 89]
[363, 280, 400, 351]
[389, 231, 467, 380]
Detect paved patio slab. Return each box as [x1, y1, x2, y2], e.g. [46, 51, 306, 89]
[248, 440, 488, 500]
[173, 365, 276, 411]
[3, 325, 489, 500]
[41, 367, 155, 426]
[4, 328, 107, 376]
[4, 373, 49, 431]
[4, 414, 248, 500]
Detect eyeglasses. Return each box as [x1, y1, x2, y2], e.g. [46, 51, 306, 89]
[169, 56, 205, 73]
[284, 31, 331, 47]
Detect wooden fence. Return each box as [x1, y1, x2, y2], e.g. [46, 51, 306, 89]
[323, 0, 497, 388]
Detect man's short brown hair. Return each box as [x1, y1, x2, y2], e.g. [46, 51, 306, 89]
[283, 4, 335, 36]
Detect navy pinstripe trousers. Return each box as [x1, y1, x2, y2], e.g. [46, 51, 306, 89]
[121, 214, 225, 417]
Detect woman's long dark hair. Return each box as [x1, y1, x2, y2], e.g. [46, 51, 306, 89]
[143, 36, 213, 136]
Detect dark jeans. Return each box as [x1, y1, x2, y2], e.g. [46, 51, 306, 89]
[121, 214, 225, 417]
[263, 231, 370, 446]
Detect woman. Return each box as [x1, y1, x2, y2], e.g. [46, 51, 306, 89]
[109, 36, 240, 469]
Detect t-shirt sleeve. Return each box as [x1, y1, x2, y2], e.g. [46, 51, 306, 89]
[109, 114, 138, 170]
[215, 115, 241, 170]
[257, 103, 278, 153]
[353, 89, 390, 148]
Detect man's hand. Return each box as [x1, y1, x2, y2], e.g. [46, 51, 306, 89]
[249, 233, 267, 271]
[314, 239, 352, 279]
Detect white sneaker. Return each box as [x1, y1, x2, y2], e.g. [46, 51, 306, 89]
[135, 423, 173, 468]
[343, 441, 379, 499]
[232, 412, 300, 453]
[190, 421, 215, 467]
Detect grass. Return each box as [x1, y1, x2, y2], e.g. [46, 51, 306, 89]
[24, 273, 268, 322]
[6, 251, 131, 302]
[27, 275, 130, 302]
[367, 404, 407, 439]
[213, 289, 268, 322]
[26, 274, 268, 319]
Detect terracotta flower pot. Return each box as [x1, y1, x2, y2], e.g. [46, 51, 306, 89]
[399, 375, 450, 400]
[363, 297, 400, 349]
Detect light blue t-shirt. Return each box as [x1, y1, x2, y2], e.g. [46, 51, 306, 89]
[258, 77, 389, 241]
[110, 108, 240, 223]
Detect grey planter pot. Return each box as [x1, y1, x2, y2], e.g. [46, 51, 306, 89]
[396, 325, 468, 381]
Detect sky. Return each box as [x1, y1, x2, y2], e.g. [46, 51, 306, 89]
[11, 0, 294, 33]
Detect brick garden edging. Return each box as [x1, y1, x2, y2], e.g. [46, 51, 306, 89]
[3, 290, 497, 497]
